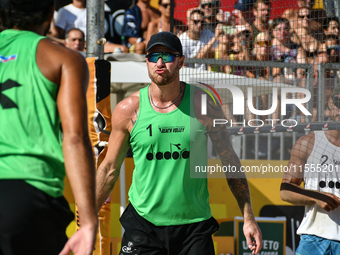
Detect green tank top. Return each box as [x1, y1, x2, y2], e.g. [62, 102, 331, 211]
[129, 83, 212, 226]
[0, 29, 65, 197]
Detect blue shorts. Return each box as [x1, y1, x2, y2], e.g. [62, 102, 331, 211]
[296, 234, 340, 255]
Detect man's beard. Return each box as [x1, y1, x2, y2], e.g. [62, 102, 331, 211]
[149, 69, 179, 86]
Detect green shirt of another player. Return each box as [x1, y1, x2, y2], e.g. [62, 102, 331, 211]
[129, 83, 212, 226]
[0, 30, 65, 198]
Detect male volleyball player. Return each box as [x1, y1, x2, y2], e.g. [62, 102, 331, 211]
[280, 86, 340, 255]
[0, 0, 97, 254]
[96, 31, 262, 255]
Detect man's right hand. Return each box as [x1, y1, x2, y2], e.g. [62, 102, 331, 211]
[59, 222, 98, 255]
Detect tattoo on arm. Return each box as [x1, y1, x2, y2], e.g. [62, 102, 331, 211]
[131, 110, 138, 126]
[205, 93, 251, 211]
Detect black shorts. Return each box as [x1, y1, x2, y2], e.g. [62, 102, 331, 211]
[119, 203, 219, 255]
[0, 180, 74, 255]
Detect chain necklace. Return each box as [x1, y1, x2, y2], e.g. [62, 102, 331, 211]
[149, 84, 182, 109]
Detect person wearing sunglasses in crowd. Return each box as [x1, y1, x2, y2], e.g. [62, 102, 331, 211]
[248, 32, 276, 120]
[280, 84, 340, 255]
[186, 0, 225, 34]
[145, 0, 184, 43]
[95, 31, 262, 255]
[179, 9, 223, 70]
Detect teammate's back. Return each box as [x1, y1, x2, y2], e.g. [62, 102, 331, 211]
[0, 1, 97, 254]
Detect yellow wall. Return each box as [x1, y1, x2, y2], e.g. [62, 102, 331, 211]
[150, 0, 159, 9]
[64, 158, 291, 238]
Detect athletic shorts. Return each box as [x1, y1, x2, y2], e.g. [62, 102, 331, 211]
[296, 234, 340, 255]
[119, 203, 219, 255]
[0, 180, 74, 255]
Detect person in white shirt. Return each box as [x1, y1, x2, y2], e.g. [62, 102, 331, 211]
[179, 9, 222, 70]
[54, 0, 86, 39]
[280, 86, 340, 255]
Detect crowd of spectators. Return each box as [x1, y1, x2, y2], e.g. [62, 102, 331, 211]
[44, 0, 339, 121]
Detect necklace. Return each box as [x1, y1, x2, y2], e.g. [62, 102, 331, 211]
[149, 84, 182, 109]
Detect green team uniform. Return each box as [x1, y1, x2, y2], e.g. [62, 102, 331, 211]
[0, 30, 64, 198]
[129, 83, 212, 226]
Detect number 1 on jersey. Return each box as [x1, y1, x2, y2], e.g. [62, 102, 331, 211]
[146, 124, 152, 136]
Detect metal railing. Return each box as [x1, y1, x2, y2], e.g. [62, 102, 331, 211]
[185, 59, 340, 160]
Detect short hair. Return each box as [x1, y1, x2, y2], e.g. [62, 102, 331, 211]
[270, 17, 290, 35]
[324, 16, 340, 29]
[253, 0, 271, 10]
[190, 9, 204, 19]
[200, 0, 220, 7]
[0, 0, 54, 29]
[65, 28, 85, 40]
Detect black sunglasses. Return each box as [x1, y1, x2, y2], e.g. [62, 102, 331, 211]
[298, 14, 310, 19]
[160, 3, 171, 8]
[192, 19, 203, 25]
[146, 52, 181, 63]
[200, 1, 217, 8]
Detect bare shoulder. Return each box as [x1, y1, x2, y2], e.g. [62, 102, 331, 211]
[114, 91, 140, 115]
[294, 132, 315, 152]
[112, 90, 140, 132]
[36, 38, 87, 85]
[288, 132, 315, 166]
[147, 18, 159, 29]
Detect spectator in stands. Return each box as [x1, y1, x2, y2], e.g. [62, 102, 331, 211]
[270, 17, 307, 83]
[323, 16, 339, 38]
[64, 28, 85, 52]
[122, 0, 160, 54]
[249, 32, 275, 119]
[221, 25, 252, 76]
[145, 0, 184, 43]
[249, 32, 271, 78]
[186, 0, 225, 33]
[104, 0, 133, 49]
[54, 0, 86, 39]
[282, 0, 326, 47]
[250, 0, 271, 49]
[179, 9, 223, 70]
[232, 0, 255, 26]
[219, 26, 252, 121]
[293, 7, 321, 63]
[319, 35, 340, 63]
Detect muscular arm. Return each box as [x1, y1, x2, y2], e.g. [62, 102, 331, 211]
[37, 39, 97, 254]
[95, 95, 139, 213]
[195, 88, 262, 254]
[280, 132, 340, 211]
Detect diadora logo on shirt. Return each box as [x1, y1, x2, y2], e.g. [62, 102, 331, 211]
[158, 125, 185, 133]
[146, 143, 190, 161]
[0, 54, 18, 63]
